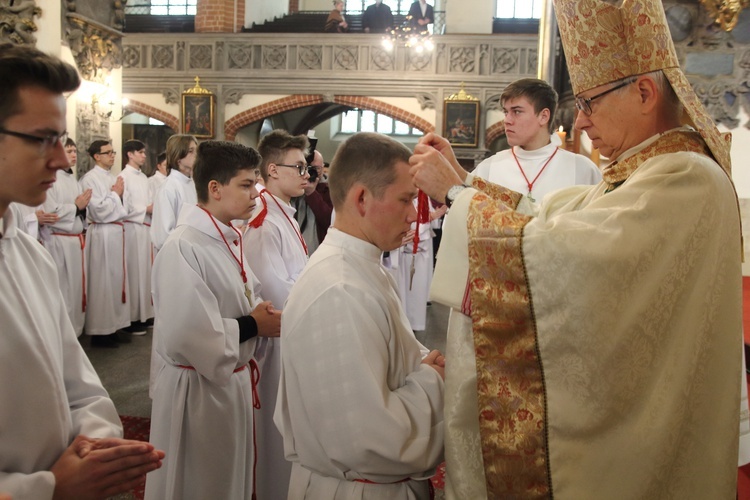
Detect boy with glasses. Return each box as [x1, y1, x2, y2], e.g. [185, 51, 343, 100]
[80, 140, 132, 347]
[243, 128, 310, 500]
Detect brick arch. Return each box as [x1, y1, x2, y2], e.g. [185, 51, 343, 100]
[124, 100, 179, 132]
[224, 94, 435, 141]
[224, 95, 325, 141]
[332, 96, 435, 134]
[485, 120, 506, 145]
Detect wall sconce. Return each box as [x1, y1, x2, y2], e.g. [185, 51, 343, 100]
[78, 78, 128, 122]
[699, 0, 749, 32]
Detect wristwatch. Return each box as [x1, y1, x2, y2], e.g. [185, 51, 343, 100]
[445, 184, 467, 208]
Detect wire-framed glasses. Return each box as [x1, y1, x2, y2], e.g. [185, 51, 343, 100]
[575, 78, 637, 116]
[275, 163, 309, 176]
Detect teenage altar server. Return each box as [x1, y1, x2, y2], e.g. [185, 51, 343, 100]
[0, 42, 164, 500]
[146, 141, 281, 500]
[80, 139, 132, 347]
[244, 129, 310, 500]
[276, 132, 445, 499]
[148, 150, 168, 203]
[40, 137, 91, 336]
[150, 134, 197, 251]
[120, 139, 154, 330]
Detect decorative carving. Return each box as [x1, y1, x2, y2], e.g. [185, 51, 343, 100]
[228, 43, 253, 69]
[334, 46, 359, 71]
[492, 48, 519, 74]
[322, 93, 335, 103]
[112, 0, 126, 31]
[527, 48, 538, 74]
[416, 92, 436, 110]
[162, 88, 179, 105]
[123, 44, 140, 68]
[370, 46, 392, 71]
[262, 45, 287, 70]
[152, 45, 174, 69]
[66, 13, 124, 82]
[450, 47, 476, 73]
[223, 88, 245, 105]
[485, 94, 502, 111]
[75, 100, 110, 179]
[0, 0, 41, 45]
[699, 0, 749, 32]
[189, 45, 213, 69]
[407, 50, 431, 71]
[299, 46, 323, 70]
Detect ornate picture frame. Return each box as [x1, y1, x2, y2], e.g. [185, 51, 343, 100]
[181, 77, 214, 139]
[443, 85, 480, 148]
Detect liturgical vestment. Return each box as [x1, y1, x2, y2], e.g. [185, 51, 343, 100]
[432, 129, 742, 499]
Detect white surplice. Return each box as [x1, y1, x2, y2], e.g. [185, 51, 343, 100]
[0, 210, 122, 499]
[145, 204, 259, 500]
[41, 169, 87, 336]
[150, 169, 196, 251]
[473, 142, 601, 203]
[275, 228, 445, 500]
[148, 170, 167, 205]
[79, 166, 130, 335]
[120, 165, 154, 323]
[7, 202, 39, 239]
[243, 190, 308, 500]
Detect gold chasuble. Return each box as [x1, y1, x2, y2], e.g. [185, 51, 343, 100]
[432, 129, 742, 499]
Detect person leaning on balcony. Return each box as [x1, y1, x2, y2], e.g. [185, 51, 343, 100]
[324, 0, 349, 33]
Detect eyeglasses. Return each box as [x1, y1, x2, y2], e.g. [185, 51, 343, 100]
[0, 128, 68, 155]
[575, 78, 637, 116]
[275, 163, 309, 176]
[97, 150, 116, 156]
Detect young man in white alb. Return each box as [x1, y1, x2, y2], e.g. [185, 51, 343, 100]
[243, 129, 310, 500]
[474, 78, 601, 203]
[79, 139, 131, 348]
[148, 150, 168, 204]
[40, 137, 91, 336]
[276, 132, 445, 499]
[120, 139, 155, 332]
[146, 140, 280, 500]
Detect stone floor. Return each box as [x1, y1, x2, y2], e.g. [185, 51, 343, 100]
[82, 302, 450, 418]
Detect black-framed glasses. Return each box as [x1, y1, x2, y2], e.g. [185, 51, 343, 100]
[575, 78, 637, 116]
[96, 150, 116, 156]
[0, 128, 68, 155]
[275, 163, 309, 176]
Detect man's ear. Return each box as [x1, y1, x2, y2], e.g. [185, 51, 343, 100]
[538, 107, 551, 127]
[347, 183, 368, 217]
[635, 75, 658, 113]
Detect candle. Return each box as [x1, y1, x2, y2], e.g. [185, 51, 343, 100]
[556, 126, 567, 146]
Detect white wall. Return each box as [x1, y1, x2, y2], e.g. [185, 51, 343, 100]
[719, 109, 750, 199]
[445, 0, 493, 33]
[300, 0, 333, 10]
[245, 0, 288, 28]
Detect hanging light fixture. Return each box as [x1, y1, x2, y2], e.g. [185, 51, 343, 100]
[382, 15, 434, 52]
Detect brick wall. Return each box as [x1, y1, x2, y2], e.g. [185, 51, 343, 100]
[196, 0, 244, 33]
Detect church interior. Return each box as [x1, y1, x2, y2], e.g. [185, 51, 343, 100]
[7, 0, 750, 497]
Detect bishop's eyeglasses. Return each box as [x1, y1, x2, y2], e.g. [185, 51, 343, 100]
[575, 77, 637, 116]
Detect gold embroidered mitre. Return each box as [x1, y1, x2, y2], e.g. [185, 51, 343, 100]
[553, 0, 732, 174]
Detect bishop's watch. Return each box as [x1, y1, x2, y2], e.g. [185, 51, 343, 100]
[445, 184, 467, 208]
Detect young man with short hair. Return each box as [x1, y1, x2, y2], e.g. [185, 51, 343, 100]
[243, 129, 310, 500]
[80, 139, 132, 347]
[0, 42, 163, 500]
[146, 140, 280, 500]
[474, 78, 601, 204]
[276, 132, 445, 498]
[40, 137, 91, 336]
[120, 139, 154, 331]
[148, 150, 167, 204]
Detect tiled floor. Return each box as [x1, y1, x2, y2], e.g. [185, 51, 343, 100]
[82, 302, 450, 418]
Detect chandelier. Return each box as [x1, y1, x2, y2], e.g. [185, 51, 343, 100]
[381, 15, 434, 52]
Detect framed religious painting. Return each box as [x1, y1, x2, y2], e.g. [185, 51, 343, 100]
[181, 77, 214, 139]
[443, 85, 480, 148]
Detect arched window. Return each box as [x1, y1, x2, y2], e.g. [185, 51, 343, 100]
[339, 109, 423, 137]
[127, 0, 197, 16]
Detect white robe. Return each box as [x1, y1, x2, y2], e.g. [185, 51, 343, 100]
[148, 170, 167, 205]
[473, 142, 601, 203]
[0, 210, 122, 499]
[150, 169, 196, 251]
[275, 228, 445, 500]
[244, 190, 308, 500]
[7, 202, 39, 239]
[41, 169, 87, 336]
[120, 165, 154, 323]
[79, 166, 130, 335]
[145, 204, 260, 500]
